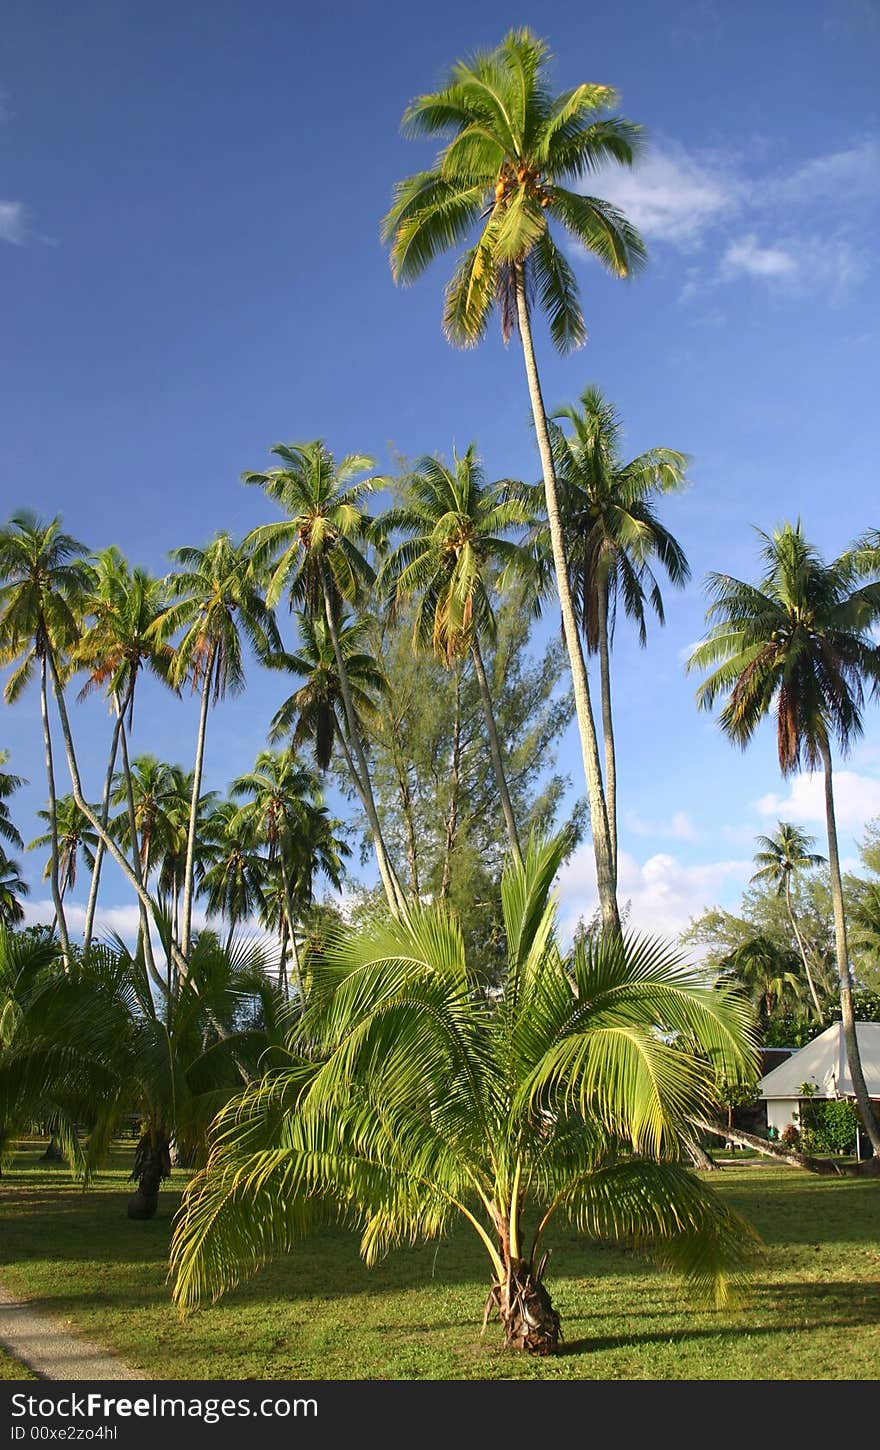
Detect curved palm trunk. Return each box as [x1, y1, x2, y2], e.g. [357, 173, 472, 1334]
[278, 855, 304, 1003]
[819, 738, 880, 1155]
[596, 577, 618, 873]
[514, 266, 619, 934]
[39, 654, 71, 961]
[470, 634, 521, 862]
[118, 715, 166, 996]
[784, 874, 823, 1019]
[321, 576, 406, 915]
[45, 647, 190, 986]
[180, 647, 215, 964]
[82, 705, 125, 953]
[277, 917, 290, 997]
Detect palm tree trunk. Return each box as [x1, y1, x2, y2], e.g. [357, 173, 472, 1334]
[514, 265, 619, 934]
[45, 646, 190, 985]
[470, 633, 521, 862]
[82, 703, 125, 953]
[441, 669, 462, 900]
[39, 654, 71, 961]
[819, 737, 880, 1155]
[391, 743, 420, 898]
[117, 713, 166, 996]
[785, 874, 823, 1019]
[180, 647, 215, 963]
[277, 917, 290, 997]
[278, 854, 304, 1003]
[596, 576, 618, 873]
[321, 577, 406, 915]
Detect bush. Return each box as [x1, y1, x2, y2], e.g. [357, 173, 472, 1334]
[813, 1099, 860, 1154]
[780, 1122, 800, 1148]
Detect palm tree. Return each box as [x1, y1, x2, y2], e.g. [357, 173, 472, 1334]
[383, 29, 646, 932]
[243, 442, 404, 913]
[0, 512, 93, 958]
[230, 748, 333, 1000]
[718, 935, 803, 1031]
[170, 834, 762, 1349]
[29, 794, 98, 902]
[751, 822, 826, 1018]
[156, 534, 281, 961]
[688, 522, 880, 1155]
[0, 750, 25, 854]
[199, 801, 268, 950]
[0, 850, 29, 928]
[380, 446, 533, 859]
[73, 549, 175, 956]
[542, 386, 689, 870]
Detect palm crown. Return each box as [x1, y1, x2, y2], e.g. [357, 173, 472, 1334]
[689, 523, 880, 773]
[380, 446, 532, 663]
[751, 822, 826, 895]
[382, 28, 645, 350]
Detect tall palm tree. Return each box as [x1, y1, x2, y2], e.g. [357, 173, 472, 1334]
[0, 750, 25, 854]
[0, 850, 29, 928]
[718, 935, 803, 1031]
[29, 794, 98, 901]
[380, 446, 532, 859]
[156, 534, 281, 960]
[0, 512, 93, 959]
[542, 386, 689, 870]
[243, 443, 404, 913]
[269, 611, 388, 773]
[170, 834, 762, 1349]
[230, 748, 332, 1000]
[751, 822, 826, 1018]
[688, 522, 880, 1155]
[73, 549, 175, 957]
[199, 801, 268, 950]
[383, 29, 646, 932]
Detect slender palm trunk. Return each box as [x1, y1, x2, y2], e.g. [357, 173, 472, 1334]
[784, 874, 823, 1019]
[470, 634, 521, 862]
[278, 854, 304, 1002]
[277, 917, 290, 997]
[596, 577, 618, 873]
[441, 669, 462, 900]
[819, 738, 880, 1155]
[321, 577, 406, 915]
[117, 714, 165, 996]
[39, 654, 70, 960]
[514, 266, 619, 933]
[181, 648, 215, 962]
[82, 703, 125, 953]
[391, 743, 420, 898]
[45, 647, 190, 984]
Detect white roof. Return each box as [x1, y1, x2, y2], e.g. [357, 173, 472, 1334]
[757, 1022, 880, 1100]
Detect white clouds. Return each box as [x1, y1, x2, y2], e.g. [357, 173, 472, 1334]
[557, 845, 750, 943]
[0, 200, 27, 245]
[595, 145, 739, 248]
[721, 235, 798, 281]
[756, 769, 880, 835]
[588, 132, 878, 300]
[624, 808, 699, 842]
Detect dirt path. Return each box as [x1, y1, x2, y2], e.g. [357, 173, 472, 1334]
[0, 1285, 146, 1380]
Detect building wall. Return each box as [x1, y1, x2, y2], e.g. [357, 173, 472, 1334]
[766, 1099, 800, 1134]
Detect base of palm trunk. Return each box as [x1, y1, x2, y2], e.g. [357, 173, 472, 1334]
[491, 1259, 561, 1355]
[127, 1131, 171, 1220]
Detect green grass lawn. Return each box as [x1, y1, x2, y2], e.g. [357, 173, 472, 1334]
[1, 1140, 878, 1380]
[0, 1346, 36, 1380]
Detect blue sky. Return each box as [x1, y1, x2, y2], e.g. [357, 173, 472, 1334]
[2, 0, 879, 943]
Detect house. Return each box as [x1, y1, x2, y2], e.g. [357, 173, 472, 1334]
[757, 1021, 880, 1135]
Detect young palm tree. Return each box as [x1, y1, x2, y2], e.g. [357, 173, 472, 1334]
[379, 446, 533, 859]
[541, 386, 689, 870]
[73, 549, 175, 956]
[383, 29, 646, 932]
[718, 935, 803, 1032]
[0, 750, 25, 854]
[230, 748, 336, 1000]
[0, 513, 93, 958]
[0, 850, 29, 928]
[243, 441, 404, 914]
[156, 534, 281, 960]
[199, 801, 268, 951]
[751, 823, 826, 1018]
[29, 794, 98, 902]
[688, 522, 880, 1154]
[170, 834, 762, 1349]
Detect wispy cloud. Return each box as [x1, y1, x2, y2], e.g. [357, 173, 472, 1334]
[0, 200, 27, 246]
[588, 133, 878, 300]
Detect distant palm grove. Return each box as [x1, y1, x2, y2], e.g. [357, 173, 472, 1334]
[2, 29, 879, 1356]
